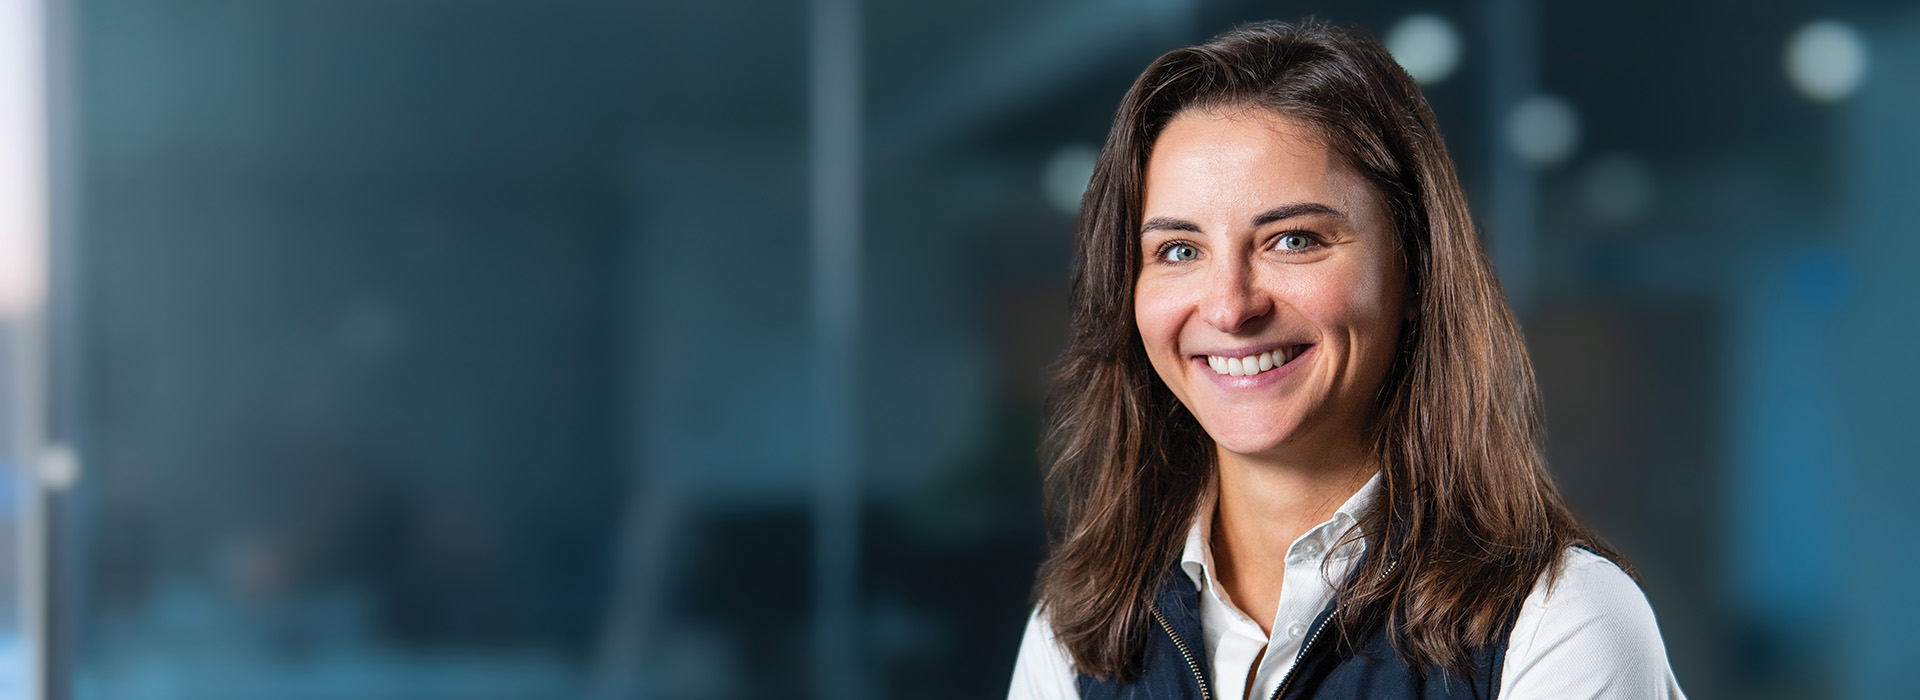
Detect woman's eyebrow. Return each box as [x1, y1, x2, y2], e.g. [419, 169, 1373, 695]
[1140, 203, 1347, 237]
[1252, 202, 1346, 226]
[1140, 217, 1204, 236]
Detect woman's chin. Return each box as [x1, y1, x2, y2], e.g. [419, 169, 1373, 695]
[1214, 439, 1288, 459]
[1201, 420, 1301, 458]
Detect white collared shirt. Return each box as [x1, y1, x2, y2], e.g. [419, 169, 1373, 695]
[1008, 472, 1688, 700]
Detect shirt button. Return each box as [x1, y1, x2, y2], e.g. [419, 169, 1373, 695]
[1299, 541, 1322, 557]
[1286, 622, 1307, 638]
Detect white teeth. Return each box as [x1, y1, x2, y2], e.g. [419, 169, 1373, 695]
[1209, 348, 1295, 377]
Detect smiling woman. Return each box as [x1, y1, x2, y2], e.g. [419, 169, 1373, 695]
[1009, 20, 1685, 700]
[1135, 110, 1406, 465]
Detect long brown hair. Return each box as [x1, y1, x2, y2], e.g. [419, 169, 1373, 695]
[1036, 19, 1627, 679]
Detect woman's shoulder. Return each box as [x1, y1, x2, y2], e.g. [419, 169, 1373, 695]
[1501, 547, 1687, 698]
[1008, 606, 1080, 700]
[1530, 547, 1651, 619]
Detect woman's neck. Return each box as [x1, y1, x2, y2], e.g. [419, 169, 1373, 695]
[1207, 445, 1376, 635]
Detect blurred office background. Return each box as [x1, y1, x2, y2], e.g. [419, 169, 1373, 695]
[0, 0, 1913, 698]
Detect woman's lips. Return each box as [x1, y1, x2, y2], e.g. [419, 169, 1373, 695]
[1193, 344, 1314, 388]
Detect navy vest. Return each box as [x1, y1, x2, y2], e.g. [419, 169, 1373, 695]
[1077, 559, 1518, 700]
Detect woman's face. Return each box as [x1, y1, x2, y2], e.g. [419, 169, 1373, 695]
[1135, 107, 1407, 462]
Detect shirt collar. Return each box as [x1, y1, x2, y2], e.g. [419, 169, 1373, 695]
[1180, 470, 1382, 589]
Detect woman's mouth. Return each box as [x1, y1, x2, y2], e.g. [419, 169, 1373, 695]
[1204, 344, 1310, 377]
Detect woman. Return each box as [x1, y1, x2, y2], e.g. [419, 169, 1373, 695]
[1008, 20, 1685, 700]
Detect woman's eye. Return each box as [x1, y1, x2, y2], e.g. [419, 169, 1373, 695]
[1160, 243, 1199, 262]
[1276, 233, 1315, 251]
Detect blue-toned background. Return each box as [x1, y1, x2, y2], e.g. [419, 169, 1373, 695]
[36, 0, 1920, 698]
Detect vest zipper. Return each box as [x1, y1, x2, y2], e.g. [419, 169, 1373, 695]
[1151, 604, 1213, 700]
[1268, 556, 1399, 700]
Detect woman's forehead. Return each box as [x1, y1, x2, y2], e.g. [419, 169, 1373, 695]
[1142, 109, 1378, 227]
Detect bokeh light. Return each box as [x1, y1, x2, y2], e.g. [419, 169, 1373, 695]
[1786, 20, 1869, 102]
[1505, 94, 1581, 166]
[1580, 154, 1655, 225]
[1041, 143, 1099, 217]
[1386, 13, 1462, 86]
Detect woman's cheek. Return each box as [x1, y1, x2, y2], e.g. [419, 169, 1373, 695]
[1318, 258, 1396, 326]
[1275, 267, 1349, 324]
[1132, 281, 1181, 357]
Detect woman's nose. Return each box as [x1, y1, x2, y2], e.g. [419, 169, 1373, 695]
[1201, 258, 1271, 333]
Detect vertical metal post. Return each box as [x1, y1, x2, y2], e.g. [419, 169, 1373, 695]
[41, 0, 78, 693]
[1486, 0, 1537, 313]
[809, 0, 862, 697]
[0, 0, 59, 696]
[1, 0, 72, 696]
